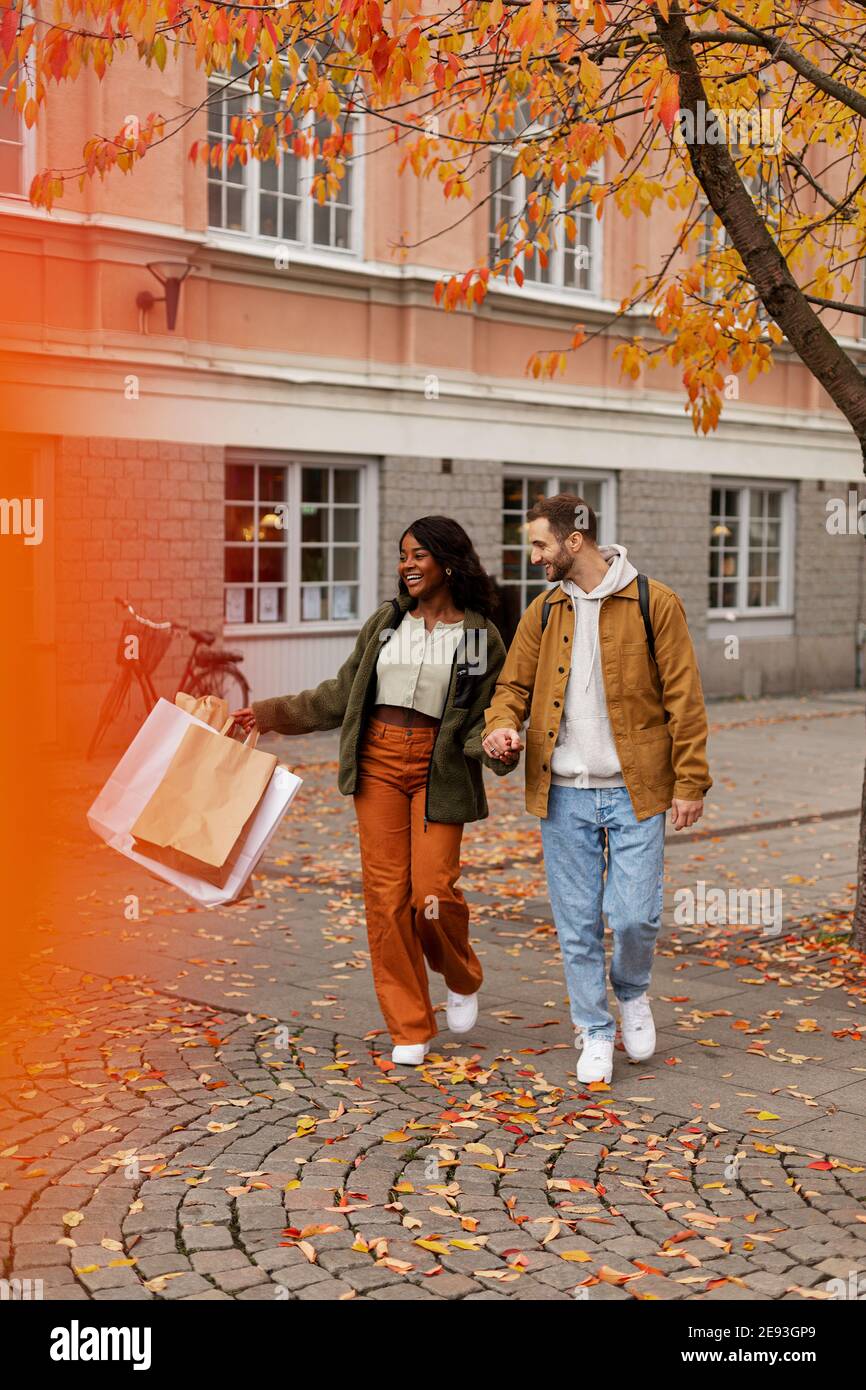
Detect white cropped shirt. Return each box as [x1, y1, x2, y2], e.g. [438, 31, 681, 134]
[374, 610, 464, 718]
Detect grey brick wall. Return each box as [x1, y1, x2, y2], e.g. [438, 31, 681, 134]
[792, 477, 866, 689]
[56, 437, 225, 747]
[378, 456, 502, 600]
[615, 469, 710, 633]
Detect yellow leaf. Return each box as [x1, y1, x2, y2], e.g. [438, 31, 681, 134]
[414, 1239, 450, 1255]
[560, 1250, 592, 1262]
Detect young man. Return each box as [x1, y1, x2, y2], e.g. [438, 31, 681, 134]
[483, 495, 711, 1084]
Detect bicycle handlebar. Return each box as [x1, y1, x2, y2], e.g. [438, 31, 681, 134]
[114, 596, 183, 632]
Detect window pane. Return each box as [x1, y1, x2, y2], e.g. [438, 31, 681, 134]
[313, 200, 332, 247]
[225, 548, 253, 583]
[333, 584, 358, 620]
[259, 507, 286, 542]
[226, 185, 245, 231]
[330, 205, 350, 249]
[260, 193, 279, 238]
[301, 585, 328, 621]
[225, 464, 255, 500]
[302, 508, 326, 543]
[258, 547, 286, 583]
[503, 477, 523, 509]
[302, 468, 327, 502]
[333, 508, 359, 542]
[259, 466, 285, 502]
[225, 505, 254, 542]
[503, 547, 522, 581]
[334, 469, 359, 503]
[503, 516, 523, 547]
[225, 587, 254, 623]
[257, 587, 285, 623]
[333, 548, 358, 582]
[301, 547, 327, 582]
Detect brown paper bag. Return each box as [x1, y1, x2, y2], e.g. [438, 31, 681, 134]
[175, 691, 229, 730]
[131, 720, 277, 886]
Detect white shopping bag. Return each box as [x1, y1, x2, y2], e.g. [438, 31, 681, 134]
[87, 697, 302, 906]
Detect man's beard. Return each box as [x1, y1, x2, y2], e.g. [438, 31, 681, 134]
[546, 547, 572, 582]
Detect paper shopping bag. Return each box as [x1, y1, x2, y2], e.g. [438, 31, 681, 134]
[87, 699, 302, 906]
[130, 719, 277, 886]
[174, 691, 229, 729]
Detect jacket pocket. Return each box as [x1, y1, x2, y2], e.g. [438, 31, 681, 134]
[621, 640, 654, 687]
[525, 727, 550, 779]
[631, 723, 674, 789]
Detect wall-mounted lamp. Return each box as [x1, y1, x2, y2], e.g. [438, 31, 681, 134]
[135, 261, 193, 331]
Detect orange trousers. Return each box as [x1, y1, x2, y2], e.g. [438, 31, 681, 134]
[353, 718, 483, 1045]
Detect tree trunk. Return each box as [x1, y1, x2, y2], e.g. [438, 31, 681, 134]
[654, 4, 866, 952]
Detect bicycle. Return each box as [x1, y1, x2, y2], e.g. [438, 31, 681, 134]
[86, 597, 251, 758]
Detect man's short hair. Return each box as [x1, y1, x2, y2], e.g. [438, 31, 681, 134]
[526, 492, 598, 544]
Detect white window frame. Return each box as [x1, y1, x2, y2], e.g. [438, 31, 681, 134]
[206, 72, 363, 260]
[708, 479, 795, 619]
[224, 451, 378, 637]
[501, 467, 616, 612]
[489, 149, 604, 300]
[0, 52, 36, 202]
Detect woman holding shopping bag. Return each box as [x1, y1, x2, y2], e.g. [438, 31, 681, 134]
[231, 516, 517, 1065]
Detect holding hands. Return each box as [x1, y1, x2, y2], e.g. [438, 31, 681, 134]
[483, 728, 523, 763]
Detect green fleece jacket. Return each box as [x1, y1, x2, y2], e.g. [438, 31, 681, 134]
[251, 593, 514, 824]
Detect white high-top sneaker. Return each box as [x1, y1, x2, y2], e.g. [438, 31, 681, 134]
[619, 993, 656, 1061]
[576, 1033, 614, 1085]
[446, 990, 478, 1034]
[391, 1042, 430, 1066]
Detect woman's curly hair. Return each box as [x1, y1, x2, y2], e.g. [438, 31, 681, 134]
[398, 515, 500, 618]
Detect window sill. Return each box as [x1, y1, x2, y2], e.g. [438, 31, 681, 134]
[225, 621, 363, 639]
[203, 232, 361, 270]
[707, 613, 794, 640]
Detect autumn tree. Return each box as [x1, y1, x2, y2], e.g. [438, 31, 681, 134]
[4, 0, 866, 943]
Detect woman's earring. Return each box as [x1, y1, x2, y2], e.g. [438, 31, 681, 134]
[446, 567, 452, 575]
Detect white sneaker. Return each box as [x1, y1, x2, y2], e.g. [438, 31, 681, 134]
[446, 990, 478, 1034]
[391, 1042, 430, 1066]
[576, 1033, 614, 1085]
[619, 993, 656, 1061]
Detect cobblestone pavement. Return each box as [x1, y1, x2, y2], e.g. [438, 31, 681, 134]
[2, 691, 866, 1302]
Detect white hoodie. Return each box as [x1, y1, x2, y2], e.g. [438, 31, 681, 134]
[550, 544, 638, 788]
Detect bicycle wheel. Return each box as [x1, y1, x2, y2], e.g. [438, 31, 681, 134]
[87, 671, 132, 759]
[197, 663, 251, 710]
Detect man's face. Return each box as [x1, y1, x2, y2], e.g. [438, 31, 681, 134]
[528, 518, 574, 582]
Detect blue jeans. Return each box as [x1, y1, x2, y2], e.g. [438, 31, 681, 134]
[540, 786, 665, 1042]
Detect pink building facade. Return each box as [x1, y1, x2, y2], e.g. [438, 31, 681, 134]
[2, 50, 865, 747]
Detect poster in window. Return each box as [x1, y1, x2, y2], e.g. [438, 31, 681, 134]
[258, 587, 280, 623]
[225, 587, 246, 624]
[302, 586, 322, 621]
[333, 585, 354, 620]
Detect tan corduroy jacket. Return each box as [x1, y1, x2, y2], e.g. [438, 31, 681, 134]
[484, 578, 712, 822]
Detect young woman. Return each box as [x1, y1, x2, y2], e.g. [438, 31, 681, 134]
[231, 516, 516, 1065]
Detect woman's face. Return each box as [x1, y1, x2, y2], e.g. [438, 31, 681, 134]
[399, 532, 448, 600]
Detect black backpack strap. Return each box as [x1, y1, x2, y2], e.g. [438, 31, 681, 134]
[540, 596, 552, 636]
[637, 573, 656, 666]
